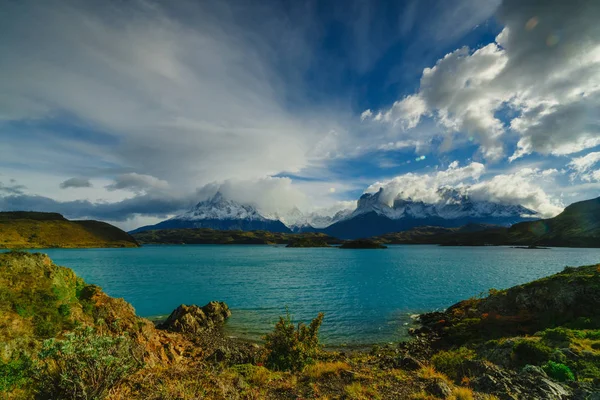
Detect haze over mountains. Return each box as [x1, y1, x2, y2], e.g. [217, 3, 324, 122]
[131, 189, 541, 239]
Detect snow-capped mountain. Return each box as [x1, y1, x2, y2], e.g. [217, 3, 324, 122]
[348, 187, 537, 221]
[130, 192, 291, 233]
[267, 207, 354, 231]
[323, 187, 540, 239]
[177, 192, 267, 222]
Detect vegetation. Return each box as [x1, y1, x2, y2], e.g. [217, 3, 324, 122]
[3, 251, 600, 399]
[132, 227, 341, 246]
[340, 239, 387, 249]
[263, 311, 324, 371]
[286, 237, 331, 247]
[36, 327, 141, 400]
[0, 212, 138, 249]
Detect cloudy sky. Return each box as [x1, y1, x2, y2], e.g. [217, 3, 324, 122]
[1, 0, 599, 230]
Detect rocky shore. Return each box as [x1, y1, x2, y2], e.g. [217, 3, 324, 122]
[1, 251, 599, 399]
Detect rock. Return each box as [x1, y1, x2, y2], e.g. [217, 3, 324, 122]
[425, 378, 453, 398]
[160, 302, 231, 334]
[398, 355, 423, 371]
[466, 360, 571, 400]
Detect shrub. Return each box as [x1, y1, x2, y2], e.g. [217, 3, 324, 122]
[263, 311, 324, 371]
[35, 327, 142, 400]
[512, 340, 552, 367]
[431, 347, 476, 381]
[542, 361, 574, 382]
[0, 353, 33, 392]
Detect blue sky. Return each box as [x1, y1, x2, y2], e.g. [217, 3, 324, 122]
[0, 0, 599, 230]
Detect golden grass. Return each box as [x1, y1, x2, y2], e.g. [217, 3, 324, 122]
[410, 391, 438, 400]
[449, 386, 475, 400]
[418, 366, 450, 382]
[303, 361, 352, 379]
[344, 382, 381, 400]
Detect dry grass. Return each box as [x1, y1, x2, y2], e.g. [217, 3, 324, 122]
[303, 361, 351, 379]
[410, 391, 438, 400]
[449, 386, 475, 400]
[418, 366, 450, 382]
[344, 382, 381, 400]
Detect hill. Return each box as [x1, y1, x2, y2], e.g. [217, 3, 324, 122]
[0, 212, 139, 248]
[132, 227, 341, 245]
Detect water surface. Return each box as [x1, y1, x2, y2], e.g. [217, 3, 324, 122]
[36, 245, 600, 345]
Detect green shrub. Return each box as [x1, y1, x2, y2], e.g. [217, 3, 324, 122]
[542, 361, 574, 382]
[512, 340, 552, 367]
[263, 311, 324, 371]
[35, 327, 141, 400]
[431, 347, 476, 381]
[0, 353, 33, 392]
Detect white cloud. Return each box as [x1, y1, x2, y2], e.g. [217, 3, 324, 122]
[567, 151, 600, 182]
[366, 161, 486, 205]
[366, 0, 600, 162]
[365, 162, 562, 217]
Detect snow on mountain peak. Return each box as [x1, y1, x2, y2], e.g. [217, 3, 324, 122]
[174, 192, 268, 221]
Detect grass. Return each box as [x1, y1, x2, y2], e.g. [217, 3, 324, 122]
[344, 382, 381, 400]
[449, 387, 475, 400]
[303, 361, 351, 379]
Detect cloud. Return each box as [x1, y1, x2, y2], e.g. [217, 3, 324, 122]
[365, 0, 600, 161]
[567, 151, 600, 182]
[59, 177, 92, 189]
[366, 161, 486, 205]
[0, 192, 193, 222]
[105, 173, 169, 193]
[0, 0, 337, 189]
[0, 181, 26, 195]
[365, 162, 562, 217]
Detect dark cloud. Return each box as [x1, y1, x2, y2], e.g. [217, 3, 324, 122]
[0, 181, 26, 195]
[59, 177, 93, 189]
[0, 193, 193, 222]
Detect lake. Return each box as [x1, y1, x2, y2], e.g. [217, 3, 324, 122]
[35, 245, 600, 346]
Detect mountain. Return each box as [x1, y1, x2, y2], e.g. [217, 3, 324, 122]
[369, 196, 600, 247]
[0, 211, 139, 248]
[323, 188, 539, 239]
[130, 192, 291, 234]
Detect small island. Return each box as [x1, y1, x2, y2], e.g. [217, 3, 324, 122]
[340, 239, 387, 249]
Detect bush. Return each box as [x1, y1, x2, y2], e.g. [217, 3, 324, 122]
[0, 353, 33, 392]
[263, 311, 324, 371]
[512, 340, 552, 367]
[542, 361, 574, 382]
[431, 347, 476, 381]
[35, 327, 141, 400]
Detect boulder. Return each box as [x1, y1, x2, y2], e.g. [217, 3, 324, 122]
[160, 301, 231, 334]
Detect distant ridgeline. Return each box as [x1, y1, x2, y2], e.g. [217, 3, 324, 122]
[132, 228, 341, 246]
[0, 211, 139, 248]
[373, 196, 600, 248]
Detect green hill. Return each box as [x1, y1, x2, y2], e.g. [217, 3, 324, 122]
[0, 212, 139, 248]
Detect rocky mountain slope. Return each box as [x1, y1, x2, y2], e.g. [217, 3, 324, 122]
[0, 212, 139, 248]
[384, 196, 600, 247]
[324, 188, 539, 239]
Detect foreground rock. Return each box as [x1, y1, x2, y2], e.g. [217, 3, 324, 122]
[160, 302, 232, 334]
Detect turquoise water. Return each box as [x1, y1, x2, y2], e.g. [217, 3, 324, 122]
[34, 245, 600, 346]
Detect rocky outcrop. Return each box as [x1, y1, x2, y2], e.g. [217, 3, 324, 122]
[160, 302, 231, 334]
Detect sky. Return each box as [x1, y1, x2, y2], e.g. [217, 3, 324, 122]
[1, 0, 599, 230]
